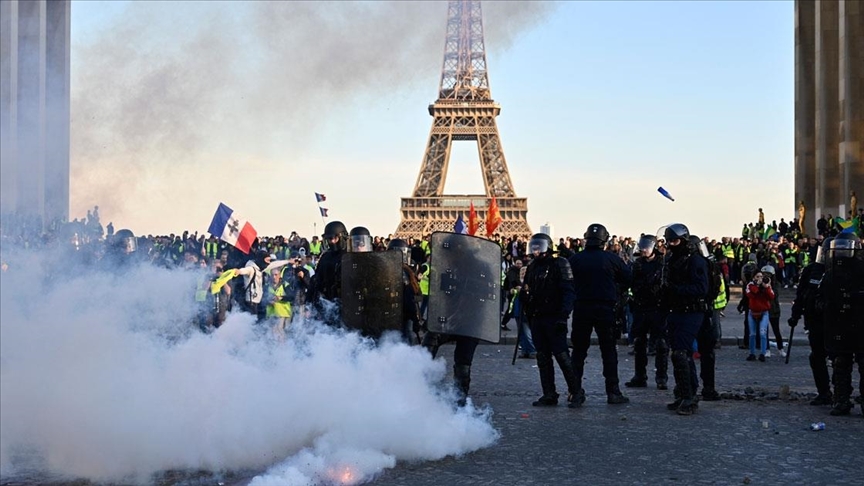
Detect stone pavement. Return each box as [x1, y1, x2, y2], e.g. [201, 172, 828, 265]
[375, 341, 863, 485]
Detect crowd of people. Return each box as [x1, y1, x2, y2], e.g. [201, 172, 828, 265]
[1, 205, 862, 417]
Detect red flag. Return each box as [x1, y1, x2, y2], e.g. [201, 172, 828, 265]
[467, 201, 479, 236]
[486, 197, 502, 237]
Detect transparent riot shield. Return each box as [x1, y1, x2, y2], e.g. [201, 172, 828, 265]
[426, 232, 501, 343]
[340, 251, 403, 337]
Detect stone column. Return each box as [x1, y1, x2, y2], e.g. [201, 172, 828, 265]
[15, 0, 46, 220]
[0, 0, 18, 214]
[839, 0, 864, 220]
[795, 0, 817, 234]
[815, 0, 841, 222]
[44, 0, 70, 225]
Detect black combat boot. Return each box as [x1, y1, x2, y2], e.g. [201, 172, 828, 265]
[532, 352, 559, 406]
[809, 351, 832, 405]
[810, 392, 833, 406]
[627, 336, 648, 387]
[671, 350, 697, 415]
[453, 364, 471, 407]
[553, 351, 583, 407]
[701, 389, 721, 401]
[606, 382, 630, 405]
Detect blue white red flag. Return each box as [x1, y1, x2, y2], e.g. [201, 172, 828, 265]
[454, 214, 467, 234]
[207, 203, 257, 254]
[320, 207, 329, 217]
[315, 193, 327, 203]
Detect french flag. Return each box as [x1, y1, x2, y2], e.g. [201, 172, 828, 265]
[208, 203, 257, 254]
[315, 192, 327, 203]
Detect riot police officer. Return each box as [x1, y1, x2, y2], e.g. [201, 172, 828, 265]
[568, 224, 632, 405]
[309, 220, 348, 323]
[387, 238, 422, 344]
[689, 235, 720, 402]
[662, 223, 708, 416]
[789, 237, 834, 405]
[817, 232, 864, 416]
[520, 233, 580, 407]
[102, 228, 139, 269]
[625, 234, 669, 390]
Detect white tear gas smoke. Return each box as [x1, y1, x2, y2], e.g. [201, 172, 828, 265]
[0, 249, 499, 484]
[68, 1, 553, 227]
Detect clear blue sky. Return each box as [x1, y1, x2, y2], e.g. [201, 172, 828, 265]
[69, 1, 794, 240]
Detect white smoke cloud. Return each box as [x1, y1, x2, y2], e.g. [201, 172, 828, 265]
[0, 249, 498, 484]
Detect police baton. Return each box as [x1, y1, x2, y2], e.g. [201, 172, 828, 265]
[785, 325, 794, 365]
[512, 312, 524, 366]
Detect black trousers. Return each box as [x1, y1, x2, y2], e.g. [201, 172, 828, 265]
[570, 305, 620, 391]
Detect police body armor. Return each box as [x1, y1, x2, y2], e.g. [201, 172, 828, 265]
[664, 252, 707, 313]
[820, 257, 864, 354]
[426, 232, 502, 343]
[340, 251, 403, 337]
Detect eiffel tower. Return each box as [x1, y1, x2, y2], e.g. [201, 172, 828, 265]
[393, 0, 531, 239]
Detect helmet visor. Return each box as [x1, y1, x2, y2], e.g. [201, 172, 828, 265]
[637, 236, 656, 254]
[120, 237, 137, 254]
[830, 238, 860, 259]
[350, 234, 372, 253]
[529, 237, 550, 254]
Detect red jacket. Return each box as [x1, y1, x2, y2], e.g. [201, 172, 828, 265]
[746, 282, 775, 314]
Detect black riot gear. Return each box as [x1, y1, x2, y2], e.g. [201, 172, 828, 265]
[348, 226, 372, 253]
[386, 238, 412, 265]
[815, 237, 833, 265]
[584, 224, 609, 248]
[323, 221, 349, 252]
[662, 223, 689, 242]
[828, 233, 862, 262]
[113, 229, 138, 255]
[529, 233, 553, 255]
[637, 234, 657, 254]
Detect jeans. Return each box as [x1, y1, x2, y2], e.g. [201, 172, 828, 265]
[517, 316, 536, 355]
[748, 312, 769, 356]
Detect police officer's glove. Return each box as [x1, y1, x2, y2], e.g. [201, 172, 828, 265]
[787, 317, 798, 329]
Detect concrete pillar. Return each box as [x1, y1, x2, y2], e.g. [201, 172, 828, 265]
[44, 0, 70, 225]
[795, 0, 817, 234]
[15, 0, 47, 220]
[815, 0, 841, 222]
[0, 0, 18, 214]
[839, 0, 864, 220]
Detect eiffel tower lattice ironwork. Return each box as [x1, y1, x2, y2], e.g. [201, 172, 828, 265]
[393, 0, 531, 239]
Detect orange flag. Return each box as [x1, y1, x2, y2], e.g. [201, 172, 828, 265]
[486, 196, 502, 237]
[468, 201, 479, 236]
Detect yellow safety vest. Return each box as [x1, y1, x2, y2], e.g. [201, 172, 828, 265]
[418, 267, 430, 296]
[713, 278, 727, 310]
[266, 284, 292, 318]
[309, 241, 323, 255]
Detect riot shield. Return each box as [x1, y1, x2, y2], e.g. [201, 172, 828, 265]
[340, 251, 403, 337]
[426, 232, 502, 343]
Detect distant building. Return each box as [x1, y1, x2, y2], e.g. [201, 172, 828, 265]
[539, 223, 553, 241]
[795, 0, 863, 231]
[0, 0, 71, 228]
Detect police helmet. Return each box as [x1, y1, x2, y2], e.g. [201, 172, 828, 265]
[688, 235, 710, 258]
[529, 233, 553, 255]
[815, 237, 833, 265]
[829, 232, 862, 259]
[349, 226, 372, 253]
[637, 234, 657, 254]
[663, 223, 690, 244]
[584, 223, 609, 248]
[113, 229, 138, 254]
[322, 221, 348, 251]
[323, 221, 348, 240]
[386, 238, 411, 264]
